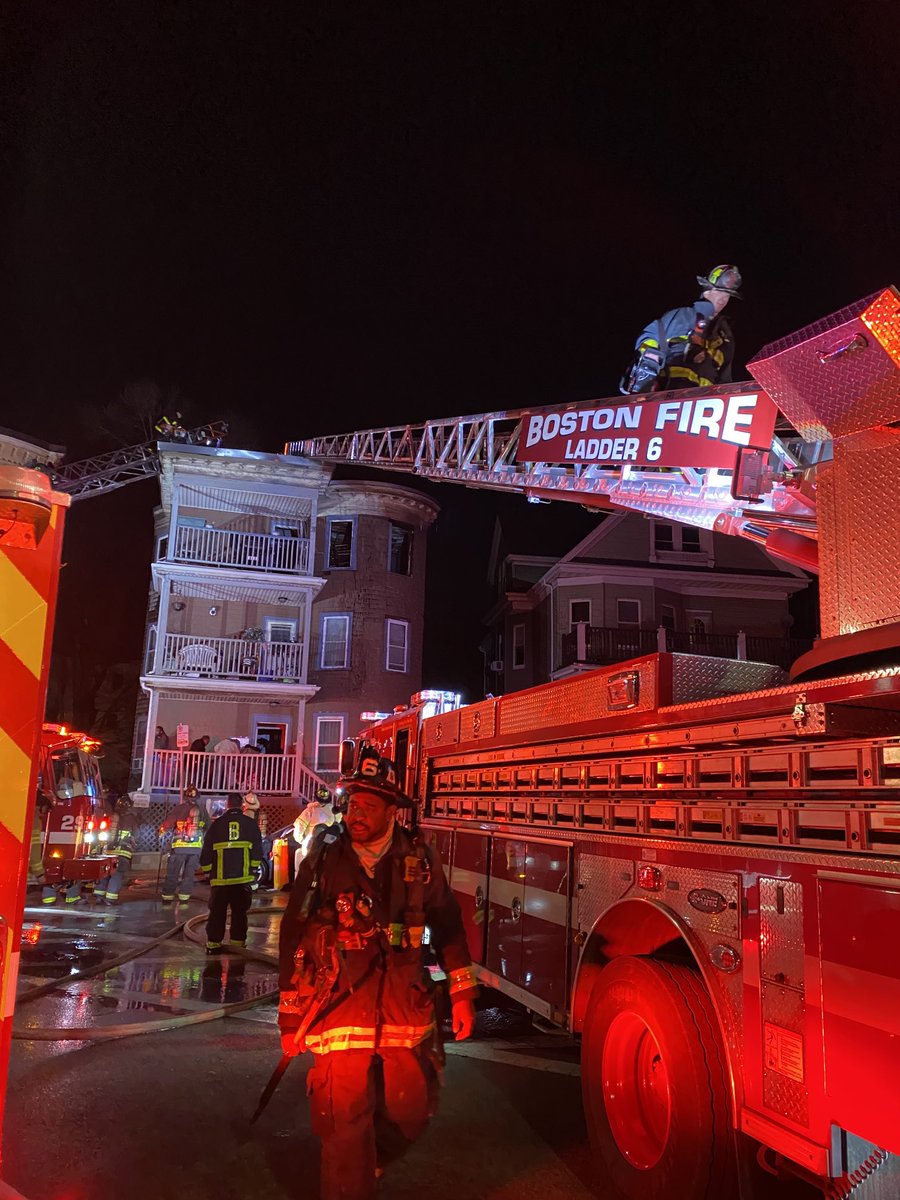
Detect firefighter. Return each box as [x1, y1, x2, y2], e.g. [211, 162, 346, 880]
[278, 757, 477, 1200]
[160, 785, 208, 902]
[292, 784, 336, 871]
[95, 795, 137, 904]
[199, 791, 264, 952]
[621, 264, 742, 393]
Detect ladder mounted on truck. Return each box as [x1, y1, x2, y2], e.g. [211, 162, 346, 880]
[287, 382, 822, 572]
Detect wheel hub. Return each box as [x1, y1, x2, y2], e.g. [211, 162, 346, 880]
[601, 1010, 671, 1169]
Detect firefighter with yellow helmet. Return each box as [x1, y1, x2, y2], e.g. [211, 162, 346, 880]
[160, 785, 208, 902]
[622, 264, 742, 393]
[277, 755, 477, 1200]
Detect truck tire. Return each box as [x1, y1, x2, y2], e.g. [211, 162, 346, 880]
[581, 955, 735, 1200]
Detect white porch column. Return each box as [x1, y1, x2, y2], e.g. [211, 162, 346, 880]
[299, 592, 313, 682]
[657, 624, 668, 653]
[737, 629, 747, 660]
[575, 621, 587, 661]
[154, 575, 172, 673]
[293, 700, 307, 801]
[140, 686, 160, 793]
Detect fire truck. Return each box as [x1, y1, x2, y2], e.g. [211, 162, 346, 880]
[32, 722, 115, 902]
[292, 289, 900, 1199]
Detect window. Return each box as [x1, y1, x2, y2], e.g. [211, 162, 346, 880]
[617, 599, 641, 627]
[388, 523, 413, 575]
[271, 521, 300, 539]
[145, 624, 158, 674]
[326, 518, 355, 570]
[652, 520, 708, 557]
[320, 613, 351, 669]
[660, 605, 676, 632]
[315, 715, 345, 773]
[512, 623, 526, 670]
[385, 619, 409, 673]
[570, 599, 591, 626]
[156, 534, 169, 560]
[264, 618, 297, 643]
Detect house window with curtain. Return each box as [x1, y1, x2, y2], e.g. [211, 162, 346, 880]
[326, 518, 355, 569]
[315, 715, 345, 773]
[385, 618, 409, 672]
[320, 613, 351, 669]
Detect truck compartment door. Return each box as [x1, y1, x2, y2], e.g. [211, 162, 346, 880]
[818, 877, 900, 1155]
[449, 830, 490, 965]
[522, 840, 571, 1013]
[485, 836, 525, 987]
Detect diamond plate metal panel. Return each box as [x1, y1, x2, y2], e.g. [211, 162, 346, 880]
[817, 439, 900, 638]
[575, 851, 633, 931]
[670, 655, 786, 703]
[422, 708, 461, 749]
[761, 983, 809, 1126]
[500, 658, 660, 737]
[646, 865, 741, 939]
[759, 878, 805, 991]
[748, 288, 900, 441]
[458, 699, 497, 742]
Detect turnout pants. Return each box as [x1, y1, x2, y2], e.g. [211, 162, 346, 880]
[97, 854, 132, 901]
[206, 883, 252, 947]
[307, 1045, 437, 1200]
[162, 850, 200, 900]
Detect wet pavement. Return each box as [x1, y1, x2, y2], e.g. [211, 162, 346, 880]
[6, 884, 599, 1200]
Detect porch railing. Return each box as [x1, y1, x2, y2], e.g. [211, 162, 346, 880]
[173, 525, 309, 574]
[158, 633, 303, 681]
[149, 750, 296, 795]
[560, 625, 813, 672]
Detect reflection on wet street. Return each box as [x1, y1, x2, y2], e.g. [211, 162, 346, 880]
[17, 889, 282, 1035]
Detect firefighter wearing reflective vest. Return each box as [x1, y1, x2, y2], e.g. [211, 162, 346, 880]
[199, 791, 264, 952]
[95, 795, 137, 904]
[621, 264, 742, 393]
[278, 756, 477, 1200]
[160, 785, 208, 902]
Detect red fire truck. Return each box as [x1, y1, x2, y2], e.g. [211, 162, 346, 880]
[295, 289, 900, 1199]
[33, 723, 115, 903]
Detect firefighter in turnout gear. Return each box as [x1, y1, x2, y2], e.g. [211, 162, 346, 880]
[199, 791, 264, 952]
[621, 264, 742, 394]
[278, 757, 477, 1200]
[94, 795, 137, 904]
[160, 785, 208, 902]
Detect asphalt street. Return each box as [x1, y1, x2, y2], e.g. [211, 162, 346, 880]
[6, 884, 598, 1200]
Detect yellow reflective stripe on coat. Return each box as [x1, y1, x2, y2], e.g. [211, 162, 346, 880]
[304, 1022, 435, 1055]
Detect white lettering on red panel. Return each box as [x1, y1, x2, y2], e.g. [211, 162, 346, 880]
[520, 390, 778, 470]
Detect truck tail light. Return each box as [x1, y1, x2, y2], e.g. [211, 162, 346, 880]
[638, 864, 662, 891]
[98, 818, 109, 843]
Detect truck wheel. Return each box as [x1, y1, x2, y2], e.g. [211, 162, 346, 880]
[581, 956, 735, 1200]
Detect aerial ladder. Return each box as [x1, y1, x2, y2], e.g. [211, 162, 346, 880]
[290, 287, 900, 677]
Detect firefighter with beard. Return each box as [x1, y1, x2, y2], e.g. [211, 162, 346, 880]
[278, 756, 477, 1200]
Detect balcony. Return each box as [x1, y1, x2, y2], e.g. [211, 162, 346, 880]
[157, 634, 303, 682]
[172, 525, 310, 574]
[560, 626, 814, 673]
[149, 750, 297, 796]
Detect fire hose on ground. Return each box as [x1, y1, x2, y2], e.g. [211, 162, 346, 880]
[13, 906, 284, 1043]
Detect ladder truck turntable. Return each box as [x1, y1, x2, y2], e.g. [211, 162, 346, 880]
[292, 289, 900, 1199]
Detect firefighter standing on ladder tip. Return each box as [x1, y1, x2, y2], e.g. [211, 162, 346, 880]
[621, 264, 742, 394]
[277, 754, 478, 1200]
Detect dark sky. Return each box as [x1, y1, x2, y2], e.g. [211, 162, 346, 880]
[3, 2, 898, 700]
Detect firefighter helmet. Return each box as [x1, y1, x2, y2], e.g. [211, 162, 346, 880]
[242, 791, 260, 815]
[115, 794, 133, 812]
[696, 264, 742, 298]
[342, 756, 412, 808]
[315, 784, 331, 803]
[184, 784, 199, 799]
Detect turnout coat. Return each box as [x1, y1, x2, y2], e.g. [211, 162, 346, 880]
[278, 824, 476, 1056]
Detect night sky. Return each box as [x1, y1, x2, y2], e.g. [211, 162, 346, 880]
[3, 3, 898, 715]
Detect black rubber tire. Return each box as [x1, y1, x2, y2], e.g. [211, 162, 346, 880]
[581, 956, 736, 1200]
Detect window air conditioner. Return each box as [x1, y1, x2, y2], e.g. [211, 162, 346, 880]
[489, 659, 504, 672]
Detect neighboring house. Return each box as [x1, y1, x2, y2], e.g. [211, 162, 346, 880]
[130, 444, 437, 836]
[483, 511, 813, 694]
